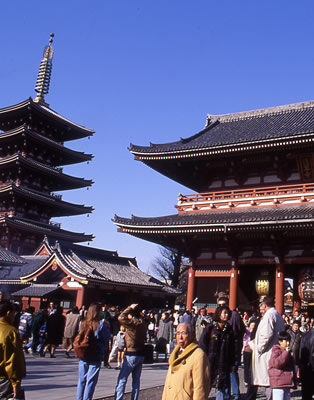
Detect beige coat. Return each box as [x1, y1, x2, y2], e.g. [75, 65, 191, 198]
[249, 307, 285, 386]
[0, 320, 26, 388]
[162, 341, 210, 400]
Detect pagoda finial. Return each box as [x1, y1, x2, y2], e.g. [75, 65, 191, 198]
[33, 33, 54, 106]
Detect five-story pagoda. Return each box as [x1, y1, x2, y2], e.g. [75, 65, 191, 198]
[0, 34, 94, 254]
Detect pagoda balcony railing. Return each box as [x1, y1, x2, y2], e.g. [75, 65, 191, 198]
[176, 183, 314, 213]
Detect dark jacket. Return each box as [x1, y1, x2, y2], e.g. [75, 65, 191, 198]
[299, 327, 314, 372]
[268, 345, 295, 388]
[228, 310, 245, 362]
[199, 321, 235, 389]
[46, 312, 65, 345]
[84, 320, 111, 363]
[118, 306, 147, 354]
[287, 327, 302, 365]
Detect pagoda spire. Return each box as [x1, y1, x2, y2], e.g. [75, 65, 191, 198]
[33, 33, 54, 106]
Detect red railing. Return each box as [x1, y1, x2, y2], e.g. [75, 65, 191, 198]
[176, 183, 314, 213]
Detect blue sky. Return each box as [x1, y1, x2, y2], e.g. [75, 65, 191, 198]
[0, 1, 314, 273]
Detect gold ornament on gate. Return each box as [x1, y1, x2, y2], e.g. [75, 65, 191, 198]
[255, 279, 269, 296]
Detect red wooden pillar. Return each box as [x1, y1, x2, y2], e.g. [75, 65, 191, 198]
[275, 262, 285, 314]
[186, 260, 196, 311]
[292, 273, 301, 313]
[76, 287, 85, 309]
[229, 260, 239, 311]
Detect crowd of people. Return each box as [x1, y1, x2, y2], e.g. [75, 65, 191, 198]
[0, 296, 313, 399]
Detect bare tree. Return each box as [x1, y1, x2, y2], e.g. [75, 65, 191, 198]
[151, 246, 189, 288]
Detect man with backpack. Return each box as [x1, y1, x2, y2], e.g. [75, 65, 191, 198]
[114, 304, 147, 400]
[18, 307, 34, 351]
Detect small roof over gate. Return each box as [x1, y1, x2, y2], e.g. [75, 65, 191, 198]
[11, 283, 60, 297]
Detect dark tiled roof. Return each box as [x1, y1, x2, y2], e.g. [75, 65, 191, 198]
[0, 215, 94, 243]
[52, 241, 162, 288]
[11, 284, 59, 297]
[0, 255, 49, 280]
[0, 183, 93, 216]
[114, 204, 314, 229]
[0, 238, 178, 296]
[0, 248, 25, 265]
[0, 126, 93, 165]
[130, 101, 314, 155]
[0, 154, 93, 190]
[0, 98, 94, 140]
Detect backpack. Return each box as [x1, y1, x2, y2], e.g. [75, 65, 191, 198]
[73, 326, 97, 359]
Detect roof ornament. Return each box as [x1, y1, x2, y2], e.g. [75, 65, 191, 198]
[205, 114, 211, 128]
[33, 33, 54, 106]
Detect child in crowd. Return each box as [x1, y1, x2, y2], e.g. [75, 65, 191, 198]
[268, 331, 296, 400]
[115, 325, 126, 369]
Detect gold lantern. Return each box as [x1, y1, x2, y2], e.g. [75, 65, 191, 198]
[255, 279, 270, 298]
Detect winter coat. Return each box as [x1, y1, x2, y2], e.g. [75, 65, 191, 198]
[268, 345, 295, 388]
[32, 309, 47, 334]
[157, 318, 173, 343]
[199, 321, 235, 390]
[46, 312, 65, 345]
[18, 312, 33, 340]
[229, 310, 246, 361]
[248, 307, 285, 386]
[64, 313, 80, 339]
[287, 328, 302, 366]
[162, 341, 210, 400]
[299, 327, 314, 372]
[0, 320, 26, 389]
[118, 306, 147, 354]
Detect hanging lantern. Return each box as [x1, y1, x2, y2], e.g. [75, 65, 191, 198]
[298, 267, 314, 304]
[255, 279, 270, 297]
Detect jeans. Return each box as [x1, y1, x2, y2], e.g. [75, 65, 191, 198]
[216, 386, 230, 400]
[230, 363, 240, 400]
[272, 388, 290, 400]
[115, 355, 144, 400]
[76, 360, 101, 400]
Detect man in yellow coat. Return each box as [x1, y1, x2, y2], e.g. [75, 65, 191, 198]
[162, 323, 210, 400]
[0, 301, 26, 399]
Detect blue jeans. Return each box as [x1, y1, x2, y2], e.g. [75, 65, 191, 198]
[230, 363, 240, 400]
[115, 355, 144, 400]
[272, 388, 290, 400]
[76, 360, 101, 400]
[216, 386, 230, 400]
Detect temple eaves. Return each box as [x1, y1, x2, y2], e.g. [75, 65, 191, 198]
[33, 33, 54, 107]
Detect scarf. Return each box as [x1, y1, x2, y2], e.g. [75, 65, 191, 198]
[168, 341, 199, 372]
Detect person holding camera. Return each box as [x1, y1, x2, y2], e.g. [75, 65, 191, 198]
[114, 304, 147, 400]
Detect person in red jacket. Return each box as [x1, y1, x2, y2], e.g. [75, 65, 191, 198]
[268, 331, 296, 400]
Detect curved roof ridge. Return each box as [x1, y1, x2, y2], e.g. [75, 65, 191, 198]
[38, 102, 95, 134]
[0, 153, 93, 187]
[208, 100, 314, 123]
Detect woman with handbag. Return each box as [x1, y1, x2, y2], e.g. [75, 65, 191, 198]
[76, 303, 110, 400]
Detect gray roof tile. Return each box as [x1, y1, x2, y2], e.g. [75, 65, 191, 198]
[130, 101, 314, 154]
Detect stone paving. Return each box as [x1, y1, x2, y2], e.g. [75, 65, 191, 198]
[22, 349, 302, 400]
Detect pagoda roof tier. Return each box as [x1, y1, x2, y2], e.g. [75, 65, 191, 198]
[0, 183, 93, 217]
[0, 153, 93, 190]
[113, 204, 314, 250]
[130, 101, 314, 190]
[0, 215, 93, 243]
[0, 98, 94, 141]
[0, 126, 93, 166]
